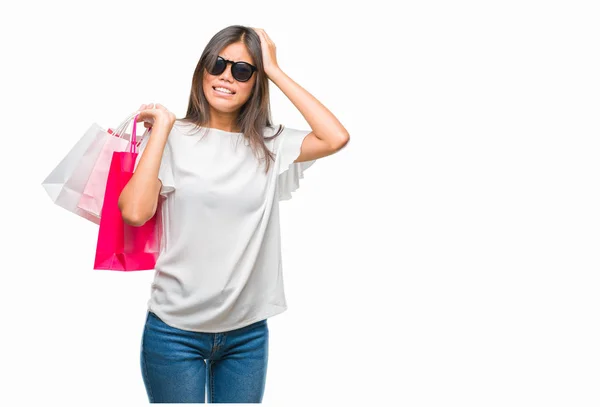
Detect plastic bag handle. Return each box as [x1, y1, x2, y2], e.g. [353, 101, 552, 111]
[111, 110, 151, 151]
[117, 110, 142, 131]
[111, 111, 140, 139]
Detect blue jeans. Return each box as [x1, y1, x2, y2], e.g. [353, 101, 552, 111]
[140, 310, 269, 403]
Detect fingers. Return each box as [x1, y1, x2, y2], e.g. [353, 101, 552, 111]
[135, 102, 172, 130]
[136, 103, 158, 121]
[252, 27, 264, 40]
[252, 28, 271, 41]
[138, 103, 156, 111]
[253, 31, 276, 54]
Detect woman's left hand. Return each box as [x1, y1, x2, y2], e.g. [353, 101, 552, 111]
[252, 28, 280, 77]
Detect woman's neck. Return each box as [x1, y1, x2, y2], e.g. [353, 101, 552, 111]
[208, 110, 240, 133]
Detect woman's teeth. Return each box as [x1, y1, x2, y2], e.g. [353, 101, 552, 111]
[214, 87, 233, 94]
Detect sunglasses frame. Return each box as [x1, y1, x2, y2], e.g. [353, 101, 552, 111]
[208, 56, 258, 82]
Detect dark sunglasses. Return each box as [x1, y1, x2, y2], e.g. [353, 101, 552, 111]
[208, 56, 257, 82]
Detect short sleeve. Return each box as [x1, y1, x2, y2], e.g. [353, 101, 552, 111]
[157, 141, 175, 196]
[276, 127, 317, 201]
[135, 130, 175, 197]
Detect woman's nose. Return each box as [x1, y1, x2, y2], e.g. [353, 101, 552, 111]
[219, 63, 234, 81]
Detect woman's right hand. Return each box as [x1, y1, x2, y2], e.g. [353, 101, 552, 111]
[136, 103, 176, 129]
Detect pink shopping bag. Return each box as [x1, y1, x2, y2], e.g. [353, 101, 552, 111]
[94, 115, 162, 271]
[77, 126, 147, 221]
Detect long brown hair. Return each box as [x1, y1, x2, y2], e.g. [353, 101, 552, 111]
[179, 25, 283, 174]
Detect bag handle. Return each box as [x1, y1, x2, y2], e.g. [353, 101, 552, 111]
[129, 114, 154, 153]
[111, 111, 151, 152]
[131, 114, 139, 153]
[114, 110, 140, 135]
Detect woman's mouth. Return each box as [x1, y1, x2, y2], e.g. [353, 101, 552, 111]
[213, 86, 235, 97]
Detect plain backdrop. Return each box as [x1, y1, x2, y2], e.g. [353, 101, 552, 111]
[2, 0, 600, 406]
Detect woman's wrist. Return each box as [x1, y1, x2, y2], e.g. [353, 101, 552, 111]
[152, 119, 175, 136]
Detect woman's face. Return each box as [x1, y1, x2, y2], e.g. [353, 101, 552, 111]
[202, 42, 257, 114]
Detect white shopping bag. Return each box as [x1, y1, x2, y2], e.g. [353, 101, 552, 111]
[41, 111, 146, 224]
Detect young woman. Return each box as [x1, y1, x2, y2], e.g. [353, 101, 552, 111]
[120, 25, 349, 403]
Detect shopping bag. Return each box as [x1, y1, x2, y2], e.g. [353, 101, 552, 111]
[77, 126, 148, 221]
[94, 115, 162, 271]
[41, 111, 146, 224]
[41, 123, 111, 224]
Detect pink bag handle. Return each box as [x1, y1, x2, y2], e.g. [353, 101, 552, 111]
[130, 114, 153, 153]
[110, 111, 151, 154]
[131, 114, 139, 153]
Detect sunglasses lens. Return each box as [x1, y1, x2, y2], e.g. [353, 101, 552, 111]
[232, 63, 253, 82]
[209, 58, 226, 75]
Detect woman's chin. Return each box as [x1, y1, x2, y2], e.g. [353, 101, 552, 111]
[208, 99, 240, 113]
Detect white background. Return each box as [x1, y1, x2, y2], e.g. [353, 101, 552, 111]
[2, 0, 600, 406]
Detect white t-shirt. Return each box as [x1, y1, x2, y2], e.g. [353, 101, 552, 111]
[137, 120, 316, 333]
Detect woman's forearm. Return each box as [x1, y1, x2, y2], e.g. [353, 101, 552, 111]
[268, 67, 349, 148]
[118, 121, 172, 226]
